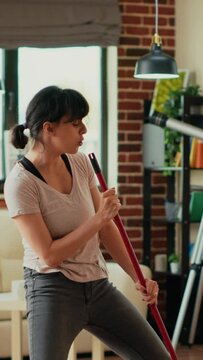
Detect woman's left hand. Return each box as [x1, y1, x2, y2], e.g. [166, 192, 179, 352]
[135, 279, 159, 305]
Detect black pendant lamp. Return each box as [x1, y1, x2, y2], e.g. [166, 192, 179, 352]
[134, 0, 179, 80]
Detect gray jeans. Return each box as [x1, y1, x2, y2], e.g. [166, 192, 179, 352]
[24, 268, 170, 360]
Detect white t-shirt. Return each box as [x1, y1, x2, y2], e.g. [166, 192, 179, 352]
[4, 152, 108, 282]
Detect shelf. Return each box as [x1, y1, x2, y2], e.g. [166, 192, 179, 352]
[154, 271, 182, 277]
[190, 185, 203, 191]
[148, 218, 182, 224]
[144, 166, 182, 172]
[145, 166, 203, 172]
[146, 217, 202, 225]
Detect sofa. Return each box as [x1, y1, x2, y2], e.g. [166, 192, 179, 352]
[0, 208, 151, 359]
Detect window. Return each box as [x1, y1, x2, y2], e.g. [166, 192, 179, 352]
[0, 46, 117, 188]
[1, 46, 117, 187]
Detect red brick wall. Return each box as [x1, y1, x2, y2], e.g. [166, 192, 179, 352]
[116, 0, 176, 315]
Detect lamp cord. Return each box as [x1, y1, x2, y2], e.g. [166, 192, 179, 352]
[155, 0, 158, 34]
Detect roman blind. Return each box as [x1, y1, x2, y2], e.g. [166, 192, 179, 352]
[0, 0, 121, 48]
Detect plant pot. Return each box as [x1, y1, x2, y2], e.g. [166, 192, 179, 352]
[170, 262, 180, 274]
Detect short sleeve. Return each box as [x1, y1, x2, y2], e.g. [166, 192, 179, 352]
[4, 165, 41, 218]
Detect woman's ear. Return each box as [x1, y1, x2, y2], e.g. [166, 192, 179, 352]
[43, 121, 55, 135]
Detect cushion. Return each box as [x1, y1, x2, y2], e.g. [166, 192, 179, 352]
[0, 258, 23, 292]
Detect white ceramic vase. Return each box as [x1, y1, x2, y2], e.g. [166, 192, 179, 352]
[170, 262, 180, 274]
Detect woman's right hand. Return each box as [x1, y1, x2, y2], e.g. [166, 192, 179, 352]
[97, 188, 121, 223]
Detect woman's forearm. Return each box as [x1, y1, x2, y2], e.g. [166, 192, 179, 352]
[46, 213, 104, 266]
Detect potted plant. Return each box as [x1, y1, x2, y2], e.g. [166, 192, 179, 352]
[163, 85, 201, 173]
[168, 253, 180, 274]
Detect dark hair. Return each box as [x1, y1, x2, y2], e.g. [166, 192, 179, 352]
[11, 86, 89, 149]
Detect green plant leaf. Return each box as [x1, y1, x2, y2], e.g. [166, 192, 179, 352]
[162, 85, 201, 174]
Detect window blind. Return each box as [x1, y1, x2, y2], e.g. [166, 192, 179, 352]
[0, 0, 121, 48]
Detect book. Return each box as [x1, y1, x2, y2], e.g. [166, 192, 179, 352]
[195, 140, 203, 168]
[190, 192, 203, 222]
[190, 137, 198, 168]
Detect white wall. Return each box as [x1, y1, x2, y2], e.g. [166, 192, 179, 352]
[176, 0, 203, 87]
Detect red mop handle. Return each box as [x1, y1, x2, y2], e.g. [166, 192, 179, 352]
[88, 153, 178, 360]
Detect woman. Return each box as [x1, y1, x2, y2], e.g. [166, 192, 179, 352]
[4, 86, 170, 360]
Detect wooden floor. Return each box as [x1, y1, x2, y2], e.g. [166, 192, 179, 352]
[21, 345, 203, 359]
[20, 344, 202, 359]
[176, 345, 203, 359]
[104, 345, 203, 360]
